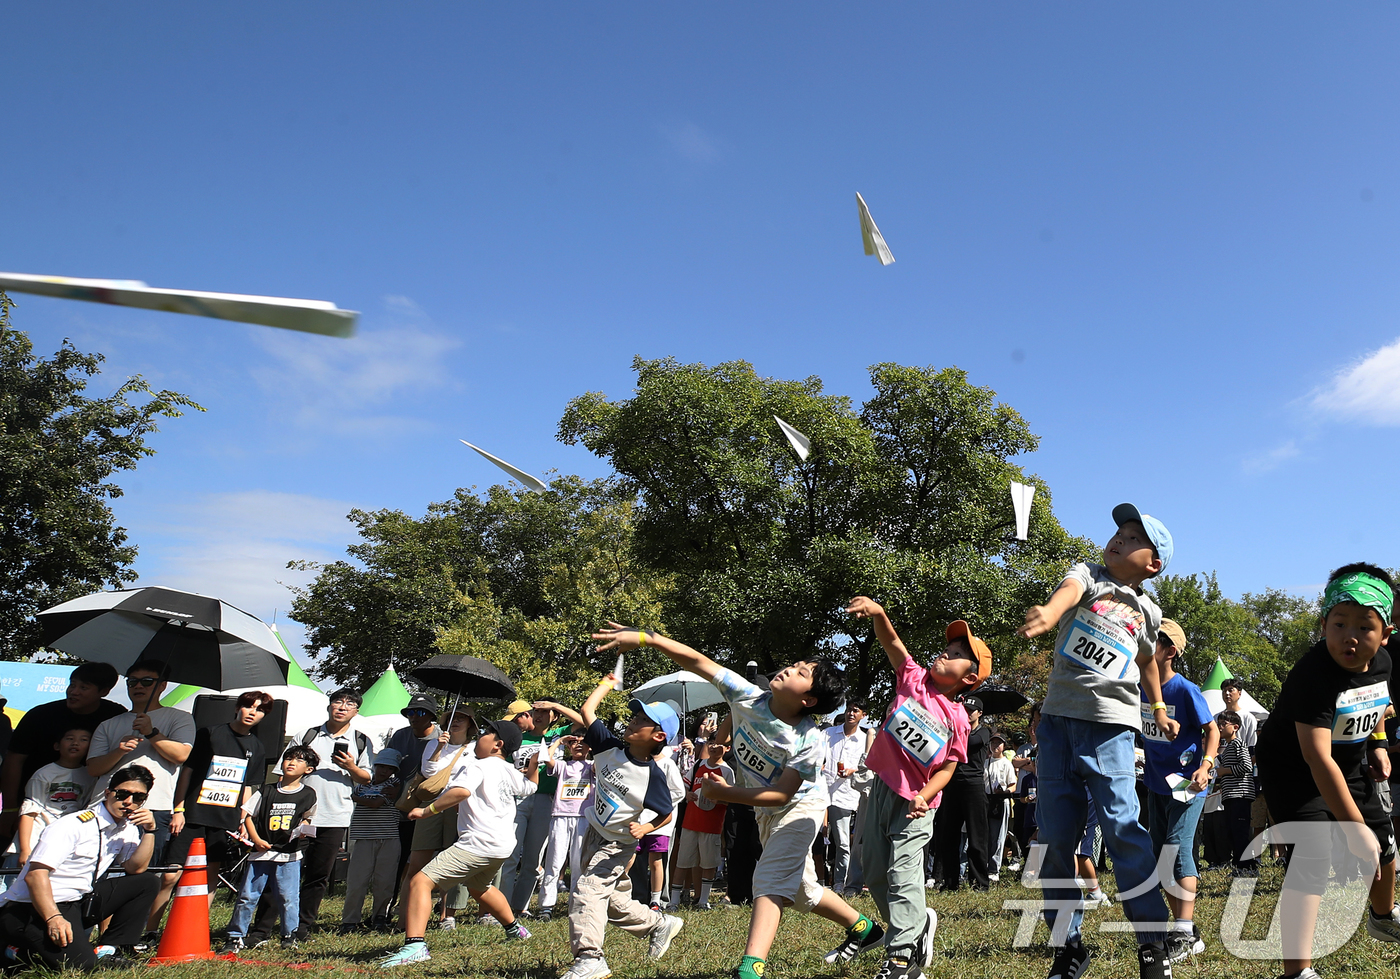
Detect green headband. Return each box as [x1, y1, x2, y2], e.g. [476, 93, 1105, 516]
[1321, 572, 1394, 623]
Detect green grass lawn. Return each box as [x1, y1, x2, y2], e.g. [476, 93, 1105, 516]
[36, 863, 1400, 979]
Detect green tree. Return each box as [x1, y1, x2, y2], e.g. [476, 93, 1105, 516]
[289, 476, 673, 696]
[0, 294, 202, 659]
[559, 357, 1095, 709]
[1150, 572, 1292, 705]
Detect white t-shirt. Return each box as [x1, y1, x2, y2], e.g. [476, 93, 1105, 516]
[19, 763, 97, 853]
[421, 739, 477, 783]
[87, 707, 196, 811]
[451, 756, 534, 858]
[290, 725, 376, 828]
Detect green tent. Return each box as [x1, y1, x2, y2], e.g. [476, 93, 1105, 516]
[360, 665, 411, 717]
[1202, 657, 1233, 692]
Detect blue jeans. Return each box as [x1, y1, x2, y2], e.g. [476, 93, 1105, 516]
[1146, 789, 1207, 882]
[228, 860, 301, 939]
[1037, 714, 1168, 946]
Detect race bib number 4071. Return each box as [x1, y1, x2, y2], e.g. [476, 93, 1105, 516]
[197, 754, 248, 808]
[1332, 681, 1389, 744]
[1056, 607, 1135, 680]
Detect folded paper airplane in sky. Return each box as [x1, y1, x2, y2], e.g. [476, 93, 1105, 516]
[0, 272, 357, 338]
[459, 439, 548, 493]
[1010, 481, 1036, 540]
[856, 193, 895, 266]
[774, 415, 811, 461]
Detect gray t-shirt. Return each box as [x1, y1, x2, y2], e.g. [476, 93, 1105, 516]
[1041, 562, 1161, 730]
[290, 725, 376, 828]
[87, 707, 197, 811]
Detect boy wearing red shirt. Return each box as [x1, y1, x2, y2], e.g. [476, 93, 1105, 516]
[669, 742, 734, 910]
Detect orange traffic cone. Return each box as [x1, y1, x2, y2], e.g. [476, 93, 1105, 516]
[150, 835, 216, 963]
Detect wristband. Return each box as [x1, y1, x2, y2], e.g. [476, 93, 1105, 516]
[1151, 702, 1167, 712]
[46, 913, 63, 922]
[173, 806, 185, 813]
[427, 802, 438, 815]
[1371, 730, 1389, 742]
[1203, 755, 1215, 768]
[637, 630, 648, 648]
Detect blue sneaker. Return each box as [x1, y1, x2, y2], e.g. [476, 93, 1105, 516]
[379, 944, 431, 968]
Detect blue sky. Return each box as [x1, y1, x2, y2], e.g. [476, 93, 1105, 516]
[7, 4, 1400, 673]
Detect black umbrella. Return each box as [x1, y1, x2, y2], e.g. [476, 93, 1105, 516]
[36, 586, 290, 690]
[973, 684, 1029, 716]
[409, 654, 517, 704]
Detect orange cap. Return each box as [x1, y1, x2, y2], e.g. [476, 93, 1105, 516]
[945, 620, 993, 691]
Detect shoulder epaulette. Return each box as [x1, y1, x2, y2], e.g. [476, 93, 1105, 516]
[76, 809, 97, 822]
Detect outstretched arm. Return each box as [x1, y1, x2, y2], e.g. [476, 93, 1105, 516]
[698, 766, 806, 809]
[534, 701, 584, 731]
[847, 597, 912, 672]
[1020, 577, 1085, 639]
[580, 675, 614, 728]
[592, 623, 723, 683]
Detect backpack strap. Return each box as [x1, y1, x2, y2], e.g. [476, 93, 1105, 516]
[301, 727, 320, 745]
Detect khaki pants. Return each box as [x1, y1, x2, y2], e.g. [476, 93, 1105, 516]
[568, 825, 666, 959]
[753, 791, 827, 911]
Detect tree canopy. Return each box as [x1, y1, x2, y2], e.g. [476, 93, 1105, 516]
[0, 294, 202, 659]
[559, 357, 1096, 706]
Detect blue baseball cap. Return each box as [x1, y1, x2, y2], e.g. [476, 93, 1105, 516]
[627, 698, 680, 744]
[1112, 503, 1173, 575]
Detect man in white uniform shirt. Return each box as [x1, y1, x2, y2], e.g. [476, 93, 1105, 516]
[822, 702, 869, 897]
[84, 660, 196, 933]
[246, 687, 374, 942]
[0, 766, 159, 970]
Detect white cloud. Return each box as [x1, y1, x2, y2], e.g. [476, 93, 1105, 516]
[129, 490, 359, 662]
[1241, 439, 1300, 474]
[247, 295, 462, 435]
[659, 122, 725, 165]
[1311, 336, 1400, 422]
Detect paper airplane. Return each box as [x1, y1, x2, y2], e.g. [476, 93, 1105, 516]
[0, 272, 357, 338]
[856, 193, 895, 266]
[1010, 481, 1036, 540]
[459, 440, 548, 493]
[614, 653, 625, 691]
[774, 415, 811, 461]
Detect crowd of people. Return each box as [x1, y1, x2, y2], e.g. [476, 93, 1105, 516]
[0, 503, 1398, 979]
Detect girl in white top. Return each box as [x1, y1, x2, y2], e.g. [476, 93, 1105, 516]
[537, 736, 594, 916]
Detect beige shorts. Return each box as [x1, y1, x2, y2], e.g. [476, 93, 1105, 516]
[421, 844, 506, 894]
[675, 827, 721, 870]
[411, 805, 459, 851]
[753, 790, 827, 911]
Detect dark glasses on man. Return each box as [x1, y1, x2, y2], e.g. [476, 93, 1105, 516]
[404, 709, 434, 717]
[126, 677, 159, 687]
[112, 789, 148, 804]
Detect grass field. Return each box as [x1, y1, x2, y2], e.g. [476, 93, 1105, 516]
[48, 863, 1400, 979]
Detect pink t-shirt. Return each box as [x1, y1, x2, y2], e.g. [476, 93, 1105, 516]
[865, 653, 970, 805]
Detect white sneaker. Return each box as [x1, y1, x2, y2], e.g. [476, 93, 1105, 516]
[1081, 890, 1112, 910]
[925, 877, 938, 889]
[919, 908, 938, 968]
[438, 917, 457, 931]
[1367, 906, 1400, 943]
[559, 956, 612, 979]
[379, 944, 431, 968]
[988, 874, 1000, 882]
[648, 915, 684, 959]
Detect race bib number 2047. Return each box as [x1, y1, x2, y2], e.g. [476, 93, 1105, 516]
[1056, 607, 1135, 680]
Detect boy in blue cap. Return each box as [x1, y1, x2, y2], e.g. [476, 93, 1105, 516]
[556, 674, 685, 979]
[1019, 503, 1178, 979]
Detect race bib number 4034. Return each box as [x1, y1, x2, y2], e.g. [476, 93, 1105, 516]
[1332, 681, 1389, 744]
[1056, 607, 1135, 680]
[197, 754, 248, 808]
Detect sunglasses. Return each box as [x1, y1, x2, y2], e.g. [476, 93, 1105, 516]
[112, 789, 148, 804]
[405, 709, 434, 718]
[126, 677, 160, 687]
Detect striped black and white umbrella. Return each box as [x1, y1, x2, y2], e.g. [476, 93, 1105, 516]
[36, 586, 290, 690]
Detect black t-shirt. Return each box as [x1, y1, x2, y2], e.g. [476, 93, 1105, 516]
[1257, 639, 1392, 815]
[8, 698, 127, 785]
[180, 725, 268, 831]
[953, 725, 992, 782]
[250, 783, 318, 853]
